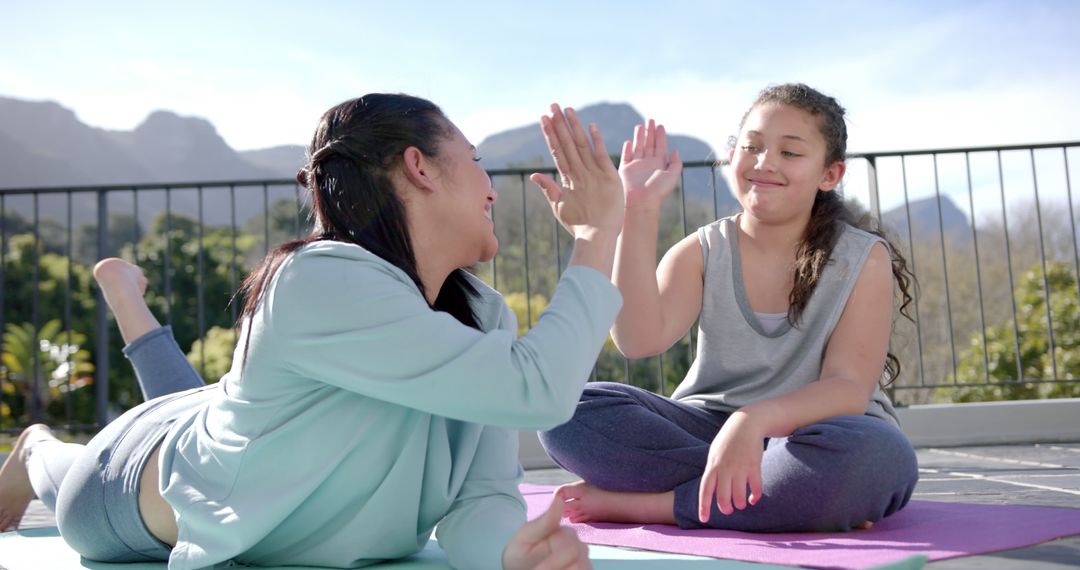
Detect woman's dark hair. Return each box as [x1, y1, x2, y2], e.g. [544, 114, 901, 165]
[742, 83, 915, 385]
[235, 94, 480, 363]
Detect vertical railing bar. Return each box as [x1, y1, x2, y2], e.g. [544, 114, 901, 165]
[164, 188, 172, 324]
[866, 156, 882, 221]
[263, 183, 270, 256]
[65, 192, 74, 425]
[657, 353, 664, 395]
[900, 156, 926, 386]
[0, 195, 5, 432]
[996, 151, 1024, 381]
[197, 186, 206, 380]
[678, 168, 694, 366]
[491, 194, 498, 290]
[31, 193, 41, 423]
[133, 189, 140, 261]
[294, 183, 302, 240]
[520, 173, 532, 328]
[624, 356, 631, 385]
[1063, 148, 1080, 340]
[1029, 149, 1058, 380]
[95, 190, 110, 428]
[964, 153, 990, 383]
[931, 155, 959, 382]
[710, 164, 719, 219]
[230, 185, 238, 349]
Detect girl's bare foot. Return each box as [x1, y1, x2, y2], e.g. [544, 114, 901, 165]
[0, 424, 56, 531]
[93, 258, 160, 344]
[555, 480, 676, 525]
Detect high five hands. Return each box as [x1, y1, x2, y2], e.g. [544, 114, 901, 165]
[531, 105, 624, 240]
[618, 118, 683, 211]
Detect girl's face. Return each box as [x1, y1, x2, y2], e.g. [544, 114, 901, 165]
[728, 103, 844, 227]
[434, 123, 499, 264]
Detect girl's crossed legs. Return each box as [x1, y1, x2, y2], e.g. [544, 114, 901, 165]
[539, 382, 918, 532]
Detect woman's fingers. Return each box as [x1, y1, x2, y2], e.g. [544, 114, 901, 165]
[533, 528, 590, 570]
[698, 469, 716, 523]
[564, 107, 598, 172]
[586, 123, 615, 173]
[531, 173, 562, 206]
[748, 469, 764, 506]
[546, 105, 586, 181]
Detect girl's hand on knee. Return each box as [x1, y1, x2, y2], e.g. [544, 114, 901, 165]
[618, 119, 683, 212]
[698, 412, 765, 522]
[504, 491, 592, 570]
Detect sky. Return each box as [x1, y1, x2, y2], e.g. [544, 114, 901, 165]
[2, 0, 1079, 218]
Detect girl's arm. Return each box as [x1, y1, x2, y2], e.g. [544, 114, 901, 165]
[609, 120, 702, 358]
[697, 242, 894, 520]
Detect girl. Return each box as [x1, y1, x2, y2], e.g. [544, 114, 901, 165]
[539, 83, 919, 533]
[0, 94, 625, 569]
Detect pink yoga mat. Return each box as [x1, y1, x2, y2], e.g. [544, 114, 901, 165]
[521, 484, 1080, 570]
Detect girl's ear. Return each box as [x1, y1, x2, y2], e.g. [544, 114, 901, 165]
[401, 146, 439, 193]
[819, 160, 846, 192]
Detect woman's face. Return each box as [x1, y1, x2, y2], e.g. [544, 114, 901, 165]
[434, 123, 499, 264]
[728, 103, 842, 226]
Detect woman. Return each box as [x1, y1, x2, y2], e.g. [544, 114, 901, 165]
[0, 94, 624, 569]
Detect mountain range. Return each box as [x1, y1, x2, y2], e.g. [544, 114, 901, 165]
[0, 94, 971, 238]
[0, 95, 733, 226]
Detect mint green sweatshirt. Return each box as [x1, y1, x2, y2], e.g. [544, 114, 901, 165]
[156, 241, 622, 570]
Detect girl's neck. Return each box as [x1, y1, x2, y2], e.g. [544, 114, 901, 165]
[736, 212, 809, 257]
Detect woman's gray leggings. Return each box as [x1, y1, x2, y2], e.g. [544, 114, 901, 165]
[539, 382, 919, 532]
[25, 325, 209, 562]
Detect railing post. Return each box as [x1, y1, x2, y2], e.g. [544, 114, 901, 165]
[865, 156, 881, 221]
[95, 190, 110, 429]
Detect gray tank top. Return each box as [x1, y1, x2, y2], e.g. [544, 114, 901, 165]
[671, 216, 900, 428]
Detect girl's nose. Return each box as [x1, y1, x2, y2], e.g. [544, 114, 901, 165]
[755, 150, 778, 172]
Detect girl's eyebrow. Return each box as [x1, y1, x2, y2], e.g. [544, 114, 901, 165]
[746, 130, 809, 143]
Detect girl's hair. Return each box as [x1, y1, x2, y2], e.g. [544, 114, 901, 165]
[741, 83, 914, 385]
[235, 94, 480, 363]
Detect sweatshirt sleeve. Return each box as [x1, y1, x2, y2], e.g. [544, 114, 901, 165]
[435, 426, 525, 570]
[266, 247, 622, 430]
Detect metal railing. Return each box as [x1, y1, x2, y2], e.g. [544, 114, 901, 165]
[1, 141, 1077, 433]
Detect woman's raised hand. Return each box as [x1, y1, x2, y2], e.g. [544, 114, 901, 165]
[618, 119, 683, 211]
[531, 105, 624, 240]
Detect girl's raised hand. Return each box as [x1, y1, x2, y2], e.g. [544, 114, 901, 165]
[531, 105, 624, 239]
[618, 119, 683, 211]
[697, 412, 765, 523]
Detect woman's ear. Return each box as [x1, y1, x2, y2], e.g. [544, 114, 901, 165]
[401, 146, 439, 193]
[819, 160, 846, 192]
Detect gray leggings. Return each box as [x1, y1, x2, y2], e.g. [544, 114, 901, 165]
[25, 326, 209, 562]
[539, 382, 919, 532]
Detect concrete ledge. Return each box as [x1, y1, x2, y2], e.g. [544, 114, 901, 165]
[518, 398, 1080, 467]
[896, 397, 1080, 447]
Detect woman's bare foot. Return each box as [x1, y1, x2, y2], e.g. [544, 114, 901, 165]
[0, 424, 57, 531]
[555, 480, 676, 525]
[93, 258, 160, 345]
[857, 520, 874, 530]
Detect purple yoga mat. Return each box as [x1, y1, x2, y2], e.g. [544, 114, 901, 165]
[521, 484, 1080, 570]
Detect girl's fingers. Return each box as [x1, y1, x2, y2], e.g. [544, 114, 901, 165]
[698, 471, 716, 522]
[656, 124, 668, 162]
[714, 476, 732, 516]
[748, 469, 764, 506]
[668, 149, 682, 172]
[646, 119, 657, 156]
[732, 476, 748, 511]
[633, 124, 645, 159]
[533, 528, 586, 570]
[621, 139, 633, 166]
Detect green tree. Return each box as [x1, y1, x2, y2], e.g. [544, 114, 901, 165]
[186, 326, 238, 383]
[949, 261, 1080, 401]
[2, 319, 95, 423]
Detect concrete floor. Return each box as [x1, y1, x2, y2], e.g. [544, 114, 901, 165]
[5, 443, 1080, 569]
